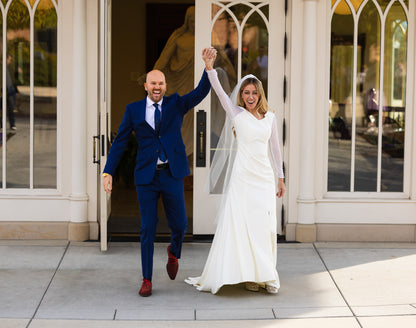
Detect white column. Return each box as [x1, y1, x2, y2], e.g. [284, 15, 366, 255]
[70, 0, 89, 229]
[297, 0, 318, 226]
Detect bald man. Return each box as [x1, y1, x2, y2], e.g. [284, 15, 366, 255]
[103, 61, 211, 296]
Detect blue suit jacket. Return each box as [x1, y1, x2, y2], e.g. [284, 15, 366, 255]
[103, 70, 210, 185]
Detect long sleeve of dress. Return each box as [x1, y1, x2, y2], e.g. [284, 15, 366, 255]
[206, 69, 243, 119]
[269, 114, 284, 178]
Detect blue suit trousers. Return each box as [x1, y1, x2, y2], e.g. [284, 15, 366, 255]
[136, 168, 187, 280]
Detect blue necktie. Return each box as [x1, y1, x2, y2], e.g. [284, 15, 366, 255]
[153, 103, 167, 162]
[153, 103, 161, 132]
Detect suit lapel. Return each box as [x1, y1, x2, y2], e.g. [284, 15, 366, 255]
[160, 96, 172, 132]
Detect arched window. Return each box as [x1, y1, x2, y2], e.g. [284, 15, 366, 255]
[0, 0, 58, 189]
[328, 0, 408, 193]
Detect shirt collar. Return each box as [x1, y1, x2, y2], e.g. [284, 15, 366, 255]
[147, 97, 163, 107]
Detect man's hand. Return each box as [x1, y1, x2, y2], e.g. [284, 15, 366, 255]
[103, 174, 113, 194]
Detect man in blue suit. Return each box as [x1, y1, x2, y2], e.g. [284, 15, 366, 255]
[103, 54, 211, 296]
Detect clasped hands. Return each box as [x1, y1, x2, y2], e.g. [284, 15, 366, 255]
[202, 47, 217, 70]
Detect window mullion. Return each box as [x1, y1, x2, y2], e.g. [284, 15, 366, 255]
[377, 13, 386, 193]
[351, 11, 358, 192]
[29, 6, 34, 189]
[237, 24, 242, 81]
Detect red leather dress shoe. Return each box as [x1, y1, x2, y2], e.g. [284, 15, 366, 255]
[166, 245, 178, 280]
[139, 278, 152, 297]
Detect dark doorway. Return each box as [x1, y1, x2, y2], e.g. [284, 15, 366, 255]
[145, 3, 193, 72]
[108, 2, 195, 241]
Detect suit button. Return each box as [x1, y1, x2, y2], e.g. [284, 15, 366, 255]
[159, 136, 161, 138]
[156, 150, 159, 153]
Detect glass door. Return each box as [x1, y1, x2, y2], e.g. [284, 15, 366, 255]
[193, 0, 286, 235]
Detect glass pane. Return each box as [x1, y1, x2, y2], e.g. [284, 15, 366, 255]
[328, 5, 354, 191]
[259, 4, 269, 20]
[6, 0, 30, 188]
[211, 4, 238, 161]
[380, 3, 406, 191]
[212, 5, 238, 86]
[38, 0, 55, 9]
[332, 0, 364, 15]
[377, 0, 392, 12]
[241, 10, 268, 93]
[355, 0, 380, 191]
[229, 4, 250, 24]
[34, 0, 57, 188]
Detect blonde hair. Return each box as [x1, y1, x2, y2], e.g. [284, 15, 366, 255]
[236, 78, 272, 115]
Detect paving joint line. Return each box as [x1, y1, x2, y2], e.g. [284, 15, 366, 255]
[312, 243, 363, 328]
[357, 313, 416, 318]
[26, 241, 70, 328]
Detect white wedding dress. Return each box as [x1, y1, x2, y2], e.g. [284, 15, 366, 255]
[185, 69, 284, 294]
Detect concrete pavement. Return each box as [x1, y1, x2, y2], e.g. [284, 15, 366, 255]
[1, 240, 416, 327]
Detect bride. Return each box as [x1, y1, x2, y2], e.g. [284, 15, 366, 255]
[185, 47, 285, 294]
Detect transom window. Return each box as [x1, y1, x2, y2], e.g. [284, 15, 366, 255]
[328, 0, 408, 192]
[0, 0, 58, 189]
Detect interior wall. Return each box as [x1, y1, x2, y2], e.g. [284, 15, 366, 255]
[111, 0, 194, 133]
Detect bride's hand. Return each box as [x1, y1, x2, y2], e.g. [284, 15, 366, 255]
[276, 179, 285, 198]
[202, 47, 217, 70]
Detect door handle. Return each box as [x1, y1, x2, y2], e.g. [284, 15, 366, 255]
[93, 135, 100, 164]
[196, 110, 206, 167]
[101, 134, 106, 156]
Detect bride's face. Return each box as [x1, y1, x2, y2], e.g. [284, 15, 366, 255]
[241, 84, 258, 111]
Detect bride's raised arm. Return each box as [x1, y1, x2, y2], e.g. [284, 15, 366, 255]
[202, 47, 242, 119]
